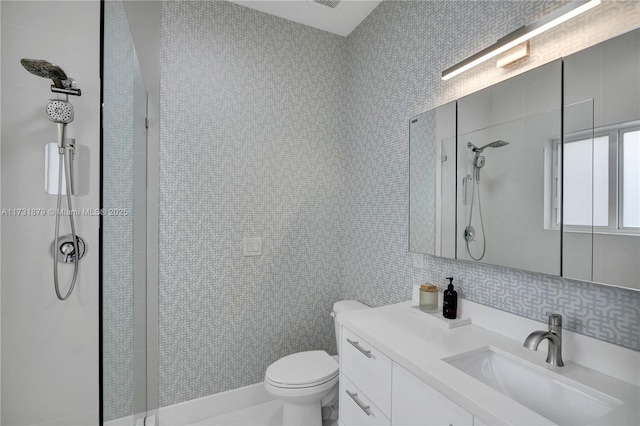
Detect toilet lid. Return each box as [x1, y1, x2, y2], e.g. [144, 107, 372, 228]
[266, 350, 338, 387]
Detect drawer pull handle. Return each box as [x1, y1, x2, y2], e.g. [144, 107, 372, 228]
[346, 338, 372, 358]
[346, 390, 371, 416]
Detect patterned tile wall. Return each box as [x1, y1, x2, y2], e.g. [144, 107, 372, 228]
[159, 0, 347, 407]
[103, 0, 135, 420]
[157, 0, 640, 410]
[342, 0, 640, 351]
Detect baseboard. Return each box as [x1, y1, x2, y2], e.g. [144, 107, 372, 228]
[104, 412, 154, 426]
[158, 382, 274, 425]
[104, 414, 136, 426]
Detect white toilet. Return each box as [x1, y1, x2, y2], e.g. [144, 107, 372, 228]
[264, 300, 369, 426]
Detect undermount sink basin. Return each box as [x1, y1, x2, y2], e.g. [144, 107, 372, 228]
[445, 347, 620, 425]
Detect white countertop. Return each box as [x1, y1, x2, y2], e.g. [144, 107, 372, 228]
[338, 301, 640, 426]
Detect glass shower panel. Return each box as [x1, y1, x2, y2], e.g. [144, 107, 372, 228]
[562, 99, 595, 282]
[103, 0, 149, 423]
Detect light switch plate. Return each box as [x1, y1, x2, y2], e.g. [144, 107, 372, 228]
[243, 237, 262, 256]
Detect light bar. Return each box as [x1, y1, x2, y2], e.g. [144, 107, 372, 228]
[496, 42, 530, 68]
[441, 0, 601, 80]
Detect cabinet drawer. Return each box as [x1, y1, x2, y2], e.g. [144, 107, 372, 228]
[341, 327, 392, 416]
[391, 363, 473, 426]
[340, 374, 391, 426]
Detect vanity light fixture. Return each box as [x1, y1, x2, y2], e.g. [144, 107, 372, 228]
[496, 41, 530, 68]
[441, 0, 601, 80]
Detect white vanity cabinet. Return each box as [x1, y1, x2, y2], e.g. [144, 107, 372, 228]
[391, 363, 473, 426]
[340, 326, 479, 426]
[340, 375, 391, 426]
[340, 327, 392, 424]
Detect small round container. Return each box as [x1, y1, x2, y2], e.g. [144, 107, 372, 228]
[419, 284, 438, 311]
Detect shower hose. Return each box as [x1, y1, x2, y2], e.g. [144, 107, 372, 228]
[53, 148, 79, 300]
[466, 170, 487, 261]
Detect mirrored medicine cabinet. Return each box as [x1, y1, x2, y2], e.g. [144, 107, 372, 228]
[409, 28, 640, 291]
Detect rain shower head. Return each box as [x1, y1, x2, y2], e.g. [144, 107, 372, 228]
[484, 140, 510, 149]
[21, 59, 68, 89]
[20, 58, 81, 96]
[467, 140, 510, 152]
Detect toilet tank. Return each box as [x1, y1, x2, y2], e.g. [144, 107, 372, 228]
[332, 300, 369, 354]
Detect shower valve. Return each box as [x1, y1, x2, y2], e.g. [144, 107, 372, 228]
[464, 226, 476, 242]
[51, 234, 87, 263]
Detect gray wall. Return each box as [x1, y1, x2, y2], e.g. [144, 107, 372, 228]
[159, 0, 347, 407]
[158, 0, 640, 409]
[0, 1, 100, 424]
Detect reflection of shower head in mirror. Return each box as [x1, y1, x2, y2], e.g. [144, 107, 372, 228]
[465, 140, 510, 261]
[468, 140, 509, 181]
[467, 140, 510, 153]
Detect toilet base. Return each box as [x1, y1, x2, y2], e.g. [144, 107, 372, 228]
[265, 376, 338, 426]
[282, 400, 322, 426]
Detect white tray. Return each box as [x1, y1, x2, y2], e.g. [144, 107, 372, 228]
[409, 305, 471, 329]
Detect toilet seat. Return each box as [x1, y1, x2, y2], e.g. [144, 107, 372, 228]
[265, 350, 338, 389]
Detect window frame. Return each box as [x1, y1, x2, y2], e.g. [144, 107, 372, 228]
[619, 127, 640, 231]
[554, 120, 640, 235]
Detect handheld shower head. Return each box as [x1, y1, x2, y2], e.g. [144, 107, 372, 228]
[21, 59, 68, 89]
[46, 99, 74, 124]
[46, 99, 74, 152]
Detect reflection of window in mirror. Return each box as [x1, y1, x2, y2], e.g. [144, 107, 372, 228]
[622, 129, 639, 228]
[563, 135, 609, 228]
[551, 121, 640, 234]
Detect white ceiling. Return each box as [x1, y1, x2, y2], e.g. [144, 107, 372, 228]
[226, 0, 383, 37]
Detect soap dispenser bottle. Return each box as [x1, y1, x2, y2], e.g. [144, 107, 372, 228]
[443, 277, 458, 319]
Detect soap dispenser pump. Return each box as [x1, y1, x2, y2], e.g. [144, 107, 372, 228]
[443, 277, 458, 319]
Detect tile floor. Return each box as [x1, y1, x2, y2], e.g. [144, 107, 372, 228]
[187, 400, 338, 426]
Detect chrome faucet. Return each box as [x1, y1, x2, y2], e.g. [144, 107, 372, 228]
[523, 313, 564, 366]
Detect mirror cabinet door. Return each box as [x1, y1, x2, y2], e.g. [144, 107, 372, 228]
[409, 102, 456, 258]
[562, 29, 640, 289]
[456, 60, 562, 275]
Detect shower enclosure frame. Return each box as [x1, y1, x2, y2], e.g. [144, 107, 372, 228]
[100, 0, 161, 424]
